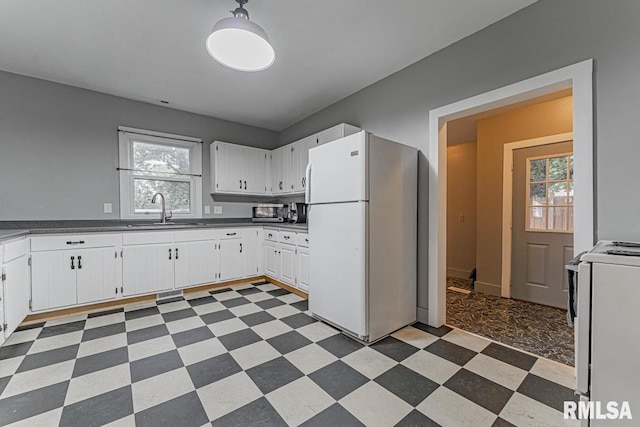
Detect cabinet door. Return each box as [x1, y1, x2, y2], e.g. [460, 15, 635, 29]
[31, 250, 77, 310]
[243, 229, 262, 277]
[244, 148, 268, 194]
[297, 247, 310, 293]
[76, 247, 118, 304]
[175, 240, 218, 288]
[317, 124, 345, 146]
[219, 239, 243, 281]
[282, 145, 294, 193]
[292, 136, 313, 193]
[3, 255, 30, 336]
[264, 241, 279, 278]
[270, 147, 283, 194]
[215, 142, 244, 193]
[122, 244, 174, 296]
[280, 244, 296, 286]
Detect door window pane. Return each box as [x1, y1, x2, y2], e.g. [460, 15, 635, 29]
[548, 156, 568, 180]
[529, 207, 547, 230]
[548, 207, 568, 231]
[530, 183, 547, 206]
[134, 179, 191, 213]
[529, 159, 546, 182]
[548, 182, 567, 205]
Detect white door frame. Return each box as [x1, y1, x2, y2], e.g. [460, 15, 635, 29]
[427, 59, 594, 327]
[501, 132, 574, 298]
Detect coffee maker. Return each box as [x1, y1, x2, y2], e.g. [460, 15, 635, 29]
[288, 202, 308, 224]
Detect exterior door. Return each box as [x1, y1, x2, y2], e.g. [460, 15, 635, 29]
[512, 141, 573, 308]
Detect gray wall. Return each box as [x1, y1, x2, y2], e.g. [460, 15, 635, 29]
[0, 70, 278, 220]
[278, 0, 640, 321]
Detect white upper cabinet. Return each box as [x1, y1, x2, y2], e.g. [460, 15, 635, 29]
[211, 124, 359, 196]
[212, 141, 268, 195]
[292, 135, 315, 193]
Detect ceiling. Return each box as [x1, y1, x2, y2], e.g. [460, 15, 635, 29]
[0, 0, 537, 131]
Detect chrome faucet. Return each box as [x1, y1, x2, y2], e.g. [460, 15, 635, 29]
[151, 192, 173, 224]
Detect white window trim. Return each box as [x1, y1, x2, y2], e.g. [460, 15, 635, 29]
[118, 129, 202, 220]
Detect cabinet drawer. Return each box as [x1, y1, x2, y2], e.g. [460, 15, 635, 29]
[3, 237, 29, 263]
[32, 233, 122, 252]
[279, 231, 296, 244]
[122, 231, 173, 246]
[264, 229, 279, 242]
[220, 229, 243, 240]
[174, 229, 219, 243]
[297, 233, 309, 248]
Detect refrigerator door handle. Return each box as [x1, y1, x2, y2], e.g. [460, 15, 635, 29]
[305, 162, 312, 204]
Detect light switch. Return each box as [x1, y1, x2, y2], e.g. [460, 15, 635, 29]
[214, 206, 223, 215]
[104, 203, 113, 214]
[204, 205, 211, 214]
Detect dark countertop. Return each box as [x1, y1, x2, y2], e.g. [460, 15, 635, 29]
[0, 219, 308, 244]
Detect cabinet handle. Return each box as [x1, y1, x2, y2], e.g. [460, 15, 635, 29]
[66, 240, 85, 245]
[240, 243, 243, 253]
[77, 256, 82, 269]
[284, 236, 290, 240]
[302, 177, 305, 188]
[239, 179, 242, 189]
[244, 180, 247, 190]
[70, 256, 75, 270]
[279, 181, 283, 190]
[305, 238, 309, 243]
[226, 232, 237, 236]
[169, 248, 172, 260]
[268, 233, 273, 238]
[175, 248, 179, 259]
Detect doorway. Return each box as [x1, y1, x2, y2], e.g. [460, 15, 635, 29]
[427, 59, 594, 332]
[443, 94, 577, 365]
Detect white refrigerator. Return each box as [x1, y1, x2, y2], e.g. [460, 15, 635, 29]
[305, 131, 417, 342]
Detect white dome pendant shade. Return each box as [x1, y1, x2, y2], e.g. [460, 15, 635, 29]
[206, 0, 275, 72]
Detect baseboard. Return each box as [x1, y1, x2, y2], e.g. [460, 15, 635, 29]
[265, 277, 309, 300]
[474, 281, 501, 296]
[23, 276, 266, 324]
[447, 267, 472, 279]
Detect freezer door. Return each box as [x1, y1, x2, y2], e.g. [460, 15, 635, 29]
[308, 202, 367, 338]
[307, 131, 367, 204]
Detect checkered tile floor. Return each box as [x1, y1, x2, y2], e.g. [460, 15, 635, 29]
[0, 281, 578, 426]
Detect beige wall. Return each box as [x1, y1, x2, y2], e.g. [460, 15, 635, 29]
[447, 141, 478, 278]
[475, 96, 573, 290]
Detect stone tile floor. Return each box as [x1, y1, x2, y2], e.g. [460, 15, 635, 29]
[446, 277, 575, 366]
[0, 280, 577, 426]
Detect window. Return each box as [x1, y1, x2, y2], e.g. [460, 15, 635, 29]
[526, 153, 574, 232]
[118, 128, 202, 219]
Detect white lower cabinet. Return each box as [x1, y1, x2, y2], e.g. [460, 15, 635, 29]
[264, 241, 279, 278]
[1, 238, 30, 342]
[243, 228, 263, 277]
[175, 240, 218, 289]
[297, 247, 310, 292]
[263, 229, 310, 293]
[122, 243, 174, 296]
[279, 244, 296, 286]
[31, 235, 120, 310]
[219, 238, 244, 281]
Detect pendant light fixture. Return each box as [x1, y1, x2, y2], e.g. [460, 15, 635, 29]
[206, 0, 275, 72]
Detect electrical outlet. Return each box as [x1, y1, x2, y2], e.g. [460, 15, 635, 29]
[459, 214, 465, 223]
[104, 203, 113, 214]
[204, 205, 211, 214]
[214, 206, 223, 215]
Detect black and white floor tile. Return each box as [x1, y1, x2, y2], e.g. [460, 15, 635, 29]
[0, 281, 578, 426]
